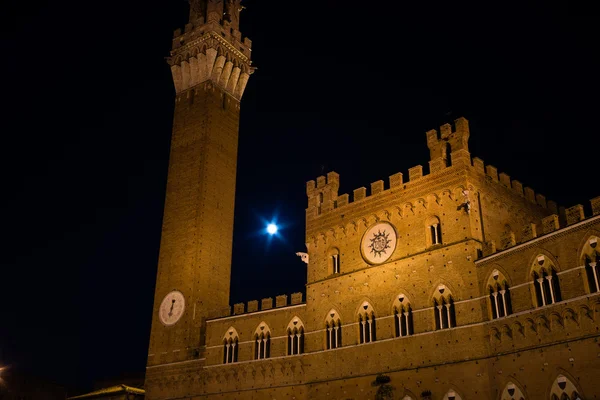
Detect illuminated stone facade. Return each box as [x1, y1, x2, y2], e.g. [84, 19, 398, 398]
[145, 2, 600, 399]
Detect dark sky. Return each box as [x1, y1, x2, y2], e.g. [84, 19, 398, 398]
[1, 0, 598, 396]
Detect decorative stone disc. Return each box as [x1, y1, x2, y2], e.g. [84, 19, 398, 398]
[361, 222, 397, 264]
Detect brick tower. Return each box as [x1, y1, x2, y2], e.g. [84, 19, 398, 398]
[145, 0, 252, 389]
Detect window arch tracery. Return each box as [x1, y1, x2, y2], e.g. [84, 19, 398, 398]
[286, 317, 305, 355]
[393, 294, 413, 337]
[325, 309, 342, 349]
[582, 236, 600, 293]
[531, 255, 562, 307]
[487, 269, 512, 319]
[549, 374, 582, 400]
[433, 285, 456, 330]
[500, 381, 525, 400]
[222, 327, 239, 364]
[442, 389, 462, 400]
[357, 301, 376, 343]
[253, 322, 271, 360]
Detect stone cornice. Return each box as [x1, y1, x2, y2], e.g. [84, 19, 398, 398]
[169, 31, 250, 67]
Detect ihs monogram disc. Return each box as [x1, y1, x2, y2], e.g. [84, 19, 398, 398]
[361, 222, 397, 264]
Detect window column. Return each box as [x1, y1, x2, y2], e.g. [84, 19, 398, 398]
[437, 304, 444, 329]
[499, 289, 508, 316]
[546, 274, 556, 304]
[492, 291, 499, 318]
[333, 324, 339, 348]
[360, 316, 366, 343]
[224, 342, 230, 364]
[444, 302, 452, 328]
[592, 262, 599, 292]
[537, 277, 546, 306]
[432, 223, 440, 244]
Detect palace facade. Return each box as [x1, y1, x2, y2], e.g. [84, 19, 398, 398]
[145, 1, 600, 399]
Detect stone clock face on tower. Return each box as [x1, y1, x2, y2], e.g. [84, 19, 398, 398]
[361, 222, 397, 264]
[159, 290, 185, 326]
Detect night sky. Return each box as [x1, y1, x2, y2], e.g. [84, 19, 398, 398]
[1, 1, 598, 396]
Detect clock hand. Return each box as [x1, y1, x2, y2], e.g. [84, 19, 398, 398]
[168, 299, 175, 317]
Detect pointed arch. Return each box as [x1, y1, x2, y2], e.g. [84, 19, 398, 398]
[325, 309, 342, 349]
[580, 234, 600, 294]
[453, 185, 467, 200]
[215, 45, 226, 57]
[415, 197, 427, 210]
[442, 388, 463, 400]
[530, 253, 562, 307]
[441, 188, 453, 201]
[367, 213, 380, 225]
[429, 280, 459, 300]
[286, 317, 305, 355]
[528, 250, 561, 276]
[432, 284, 456, 330]
[487, 268, 513, 319]
[222, 327, 239, 364]
[500, 380, 526, 400]
[403, 202, 414, 217]
[253, 322, 271, 360]
[392, 293, 413, 337]
[357, 301, 376, 344]
[549, 374, 583, 400]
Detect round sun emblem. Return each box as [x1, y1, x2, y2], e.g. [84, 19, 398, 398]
[369, 229, 392, 257]
[361, 222, 397, 264]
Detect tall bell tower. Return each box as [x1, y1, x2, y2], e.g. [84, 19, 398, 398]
[146, 0, 252, 372]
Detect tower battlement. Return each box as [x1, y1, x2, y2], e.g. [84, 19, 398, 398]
[306, 117, 558, 223]
[167, 0, 254, 99]
[306, 171, 340, 216]
[426, 116, 471, 171]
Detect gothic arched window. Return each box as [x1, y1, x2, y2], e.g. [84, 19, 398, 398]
[487, 269, 512, 319]
[531, 255, 562, 307]
[500, 382, 525, 400]
[582, 236, 600, 293]
[222, 327, 239, 364]
[433, 285, 456, 330]
[253, 323, 271, 360]
[393, 294, 413, 337]
[358, 302, 376, 344]
[550, 375, 582, 400]
[286, 317, 305, 355]
[325, 310, 342, 350]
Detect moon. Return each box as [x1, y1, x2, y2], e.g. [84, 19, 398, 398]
[267, 223, 278, 235]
